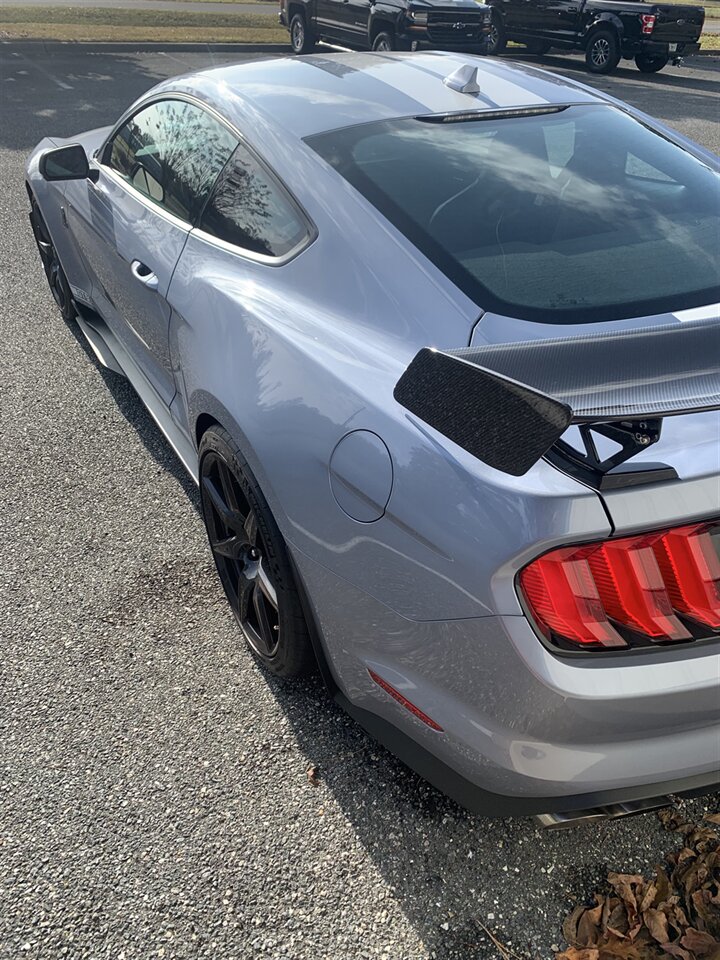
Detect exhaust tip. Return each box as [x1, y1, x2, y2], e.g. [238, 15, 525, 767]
[536, 795, 671, 830]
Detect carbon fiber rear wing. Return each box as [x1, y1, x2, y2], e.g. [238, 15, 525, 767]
[394, 316, 720, 485]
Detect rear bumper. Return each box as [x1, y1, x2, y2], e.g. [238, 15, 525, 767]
[625, 37, 702, 56]
[339, 691, 720, 816]
[292, 545, 720, 816]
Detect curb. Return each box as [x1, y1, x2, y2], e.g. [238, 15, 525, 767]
[0, 38, 290, 52]
[1, 37, 716, 55]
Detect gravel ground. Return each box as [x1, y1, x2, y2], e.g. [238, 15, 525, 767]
[1, 42, 718, 960]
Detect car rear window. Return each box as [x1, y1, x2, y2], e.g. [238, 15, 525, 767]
[305, 104, 720, 323]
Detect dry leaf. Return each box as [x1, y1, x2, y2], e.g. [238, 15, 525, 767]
[306, 763, 320, 787]
[556, 810, 720, 960]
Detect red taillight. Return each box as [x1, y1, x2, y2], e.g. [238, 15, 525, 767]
[641, 13, 656, 33]
[587, 537, 691, 641]
[520, 546, 626, 648]
[519, 521, 720, 651]
[653, 524, 720, 630]
[368, 669, 444, 731]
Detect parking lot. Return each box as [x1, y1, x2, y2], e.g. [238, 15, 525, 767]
[1, 41, 718, 959]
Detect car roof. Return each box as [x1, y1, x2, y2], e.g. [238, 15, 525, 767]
[160, 51, 602, 139]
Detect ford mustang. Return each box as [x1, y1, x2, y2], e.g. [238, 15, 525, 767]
[26, 52, 720, 826]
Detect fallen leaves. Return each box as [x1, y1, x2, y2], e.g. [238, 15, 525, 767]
[306, 763, 320, 787]
[556, 810, 720, 960]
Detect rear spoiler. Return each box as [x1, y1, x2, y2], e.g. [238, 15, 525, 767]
[393, 316, 720, 481]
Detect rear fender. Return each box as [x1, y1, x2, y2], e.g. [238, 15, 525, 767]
[582, 12, 623, 43]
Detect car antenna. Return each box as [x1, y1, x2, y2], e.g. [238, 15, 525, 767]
[443, 64, 480, 95]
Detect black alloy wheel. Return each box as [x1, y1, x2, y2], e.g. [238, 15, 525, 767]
[29, 199, 75, 321]
[199, 426, 314, 677]
[486, 13, 507, 55]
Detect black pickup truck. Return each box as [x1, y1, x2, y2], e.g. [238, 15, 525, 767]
[281, 0, 492, 53]
[485, 0, 704, 72]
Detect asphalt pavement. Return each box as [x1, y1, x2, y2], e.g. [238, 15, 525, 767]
[1, 41, 719, 960]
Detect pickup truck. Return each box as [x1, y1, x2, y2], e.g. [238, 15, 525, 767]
[280, 0, 492, 53]
[484, 0, 704, 73]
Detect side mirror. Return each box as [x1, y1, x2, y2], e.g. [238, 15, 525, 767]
[39, 143, 90, 181]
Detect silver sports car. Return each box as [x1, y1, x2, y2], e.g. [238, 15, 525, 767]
[26, 52, 720, 826]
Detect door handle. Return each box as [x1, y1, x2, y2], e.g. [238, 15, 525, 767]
[130, 259, 159, 291]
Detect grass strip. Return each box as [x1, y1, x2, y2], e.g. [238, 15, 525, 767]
[0, 5, 287, 41]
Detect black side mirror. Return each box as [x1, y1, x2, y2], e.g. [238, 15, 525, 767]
[39, 143, 90, 181]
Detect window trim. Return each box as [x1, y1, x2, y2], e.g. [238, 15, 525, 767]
[97, 91, 317, 264]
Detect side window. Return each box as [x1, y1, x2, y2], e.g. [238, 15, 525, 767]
[106, 99, 238, 222]
[198, 142, 308, 258]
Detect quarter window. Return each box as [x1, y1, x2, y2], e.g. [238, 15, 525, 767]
[106, 99, 238, 222]
[199, 142, 308, 258]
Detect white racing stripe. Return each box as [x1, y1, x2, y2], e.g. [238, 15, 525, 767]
[673, 303, 720, 323]
[359, 54, 549, 112]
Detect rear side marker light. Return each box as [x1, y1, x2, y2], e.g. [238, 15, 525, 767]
[368, 669, 444, 731]
[519, 521, 720, 651]
[641, 13, 656, 33]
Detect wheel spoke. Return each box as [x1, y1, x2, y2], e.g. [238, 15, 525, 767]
[218, 458, 241, 514]
[211, 533, 245, 559]
[202, 473, 245, 532]
[252, 582, 277, 655]
[256, 559, 278, 609]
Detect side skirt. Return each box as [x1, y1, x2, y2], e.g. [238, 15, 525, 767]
[74, 304, 199, 484]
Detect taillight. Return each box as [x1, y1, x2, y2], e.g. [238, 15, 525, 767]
[641, 13, 656, 33]
[653, 524, 720, 630]
[519, 521, 720, 651]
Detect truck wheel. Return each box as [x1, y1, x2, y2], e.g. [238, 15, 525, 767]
[585, 28, 621, 74]
[635, 52, 668, 72]
[486, 12, 506, 55]
[372, 29, 395, 51]
[525, 40, 551, 56]
[290, 12, 316, 54]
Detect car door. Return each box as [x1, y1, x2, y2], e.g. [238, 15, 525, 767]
[510, 0, 551, 36]
[314, 0, 351, 41]
[334, 0, 372, 45]
[65, 98, 237, 405]
[534, 0, 580, 40]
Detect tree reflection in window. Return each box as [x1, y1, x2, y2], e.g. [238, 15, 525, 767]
[108, 99, 237, 223]
[200, 144, 307, 258]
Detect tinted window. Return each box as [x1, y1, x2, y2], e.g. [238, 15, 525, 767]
[199, 142, 307, 258]
[107, 99, 237, 222]
[306, 105, 720, 323]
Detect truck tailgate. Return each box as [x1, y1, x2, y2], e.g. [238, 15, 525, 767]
[652, 3, 704, 41]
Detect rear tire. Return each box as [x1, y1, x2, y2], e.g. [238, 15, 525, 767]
[290, 12, 316, 54]
[635, 52, 668, 72]
[372, 29, 395, 51]
[199, 425, 315, 678]
[29, 197, 75, 322]
[486, 12, 506, 55]
[525, 39, 551, 55]
[585, 27, 621, 74]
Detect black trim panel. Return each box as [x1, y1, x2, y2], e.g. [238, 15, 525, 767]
[336, 692, 720, 817]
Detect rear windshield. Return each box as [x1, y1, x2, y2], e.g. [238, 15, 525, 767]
[305, 104, 719, 323]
